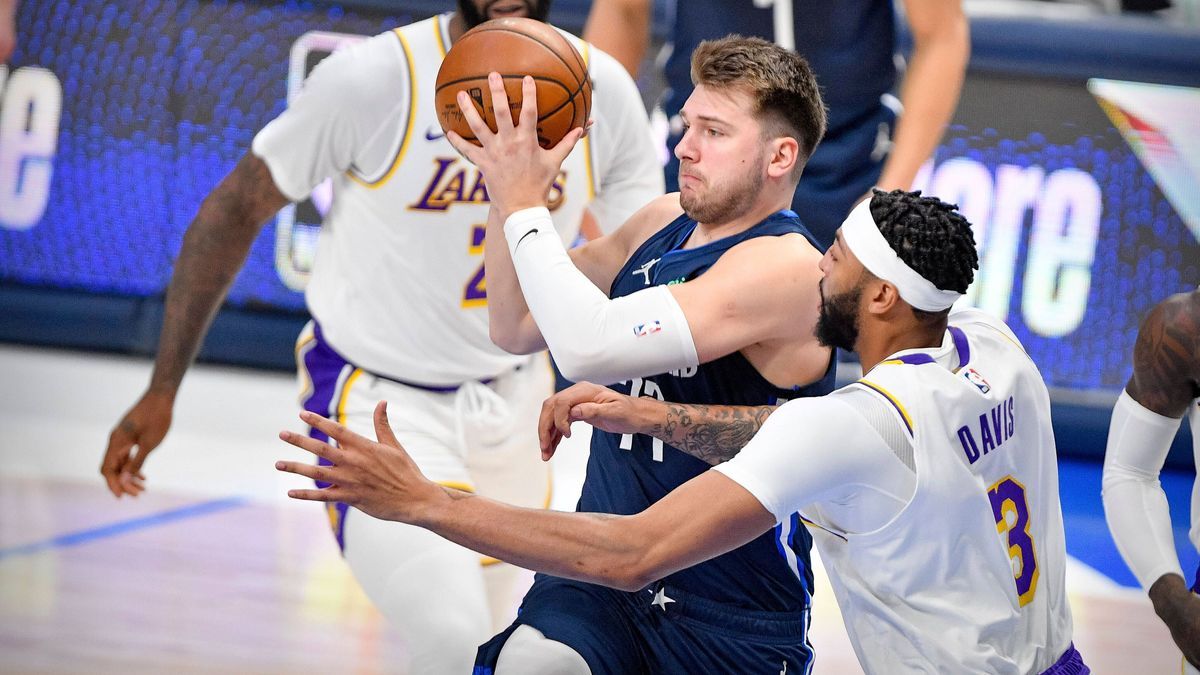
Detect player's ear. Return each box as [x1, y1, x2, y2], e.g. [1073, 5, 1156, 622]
[865, 277, 901, 318]
[766, 136, 799, 179]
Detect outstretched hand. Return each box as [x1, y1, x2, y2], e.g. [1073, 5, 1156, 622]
[538, 382, 650, 460]
[275, 401, 447, 526]
[445, 72, 585, 216]
[101, 391, 174, 498]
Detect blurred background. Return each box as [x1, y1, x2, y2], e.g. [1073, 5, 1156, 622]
[0, 0, 1198, 672]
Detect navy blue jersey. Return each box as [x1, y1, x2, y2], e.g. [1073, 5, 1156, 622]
[580, 209, 836, 612]
[661, 0, 898, 247]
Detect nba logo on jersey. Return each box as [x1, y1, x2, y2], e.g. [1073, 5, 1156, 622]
[964, 368, 991, 394]
[634, 321, 662, 337]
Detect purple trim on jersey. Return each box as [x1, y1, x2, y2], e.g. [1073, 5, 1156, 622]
[947, 325, 970, 369]
[892, 353, 936, 366]
[1040, 643, 1089, 675]
[301, 322, 353, 551]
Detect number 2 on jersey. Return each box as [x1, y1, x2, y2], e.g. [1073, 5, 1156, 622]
[988, 475, 1038, 606]
[462, 224, 486, 307]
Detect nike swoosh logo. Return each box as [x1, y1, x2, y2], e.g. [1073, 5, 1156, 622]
[516, 228, 539, 248]
[425, 127, 446, 141]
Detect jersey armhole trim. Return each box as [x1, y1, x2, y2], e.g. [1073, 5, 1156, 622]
[854, 379, 914, 437]
[346, 28, 417, 189]
[581, 41, 597, 200]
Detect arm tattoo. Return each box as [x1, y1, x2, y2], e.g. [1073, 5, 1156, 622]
[648, 404, 776, 466]
[1127, 290, 1200, 418]
[150, 152, 289, 393]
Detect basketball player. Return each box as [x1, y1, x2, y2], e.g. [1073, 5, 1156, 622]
[1102, 289, 1200, 672]
[0, 0, 17, 62]
[98, 1, 662, 671]
[584, 0, 969, 248]
[275, 189, 1086, 673]
[463, 36, 835, 673]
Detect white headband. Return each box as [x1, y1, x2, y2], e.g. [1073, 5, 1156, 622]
[839, 198, 963, 312]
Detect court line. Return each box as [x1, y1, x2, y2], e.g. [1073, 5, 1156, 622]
[0, 496, 249, 560]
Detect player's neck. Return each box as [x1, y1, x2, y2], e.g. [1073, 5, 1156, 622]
[856, 320, 947, 372]
[448, 13, 468, 43]
[688, 195, 792, 248]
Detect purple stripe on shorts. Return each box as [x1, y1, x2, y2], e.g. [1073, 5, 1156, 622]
[300, 322, 353, 551]
[1040, 643, 1089, 675]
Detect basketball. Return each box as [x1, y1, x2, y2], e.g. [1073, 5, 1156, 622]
[434, 17, 592, 149]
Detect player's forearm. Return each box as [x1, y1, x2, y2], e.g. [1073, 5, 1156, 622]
[149, 154, 285, 394]
[631, 398, 777, 466]
[484, 206, 548, 354]
[582, 0, 651, 77]
[421, 488, 658, 592]
[876, 12, 968, 191]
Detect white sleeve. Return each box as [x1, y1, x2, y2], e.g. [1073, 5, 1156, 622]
[713, 396, 906, 525]
[584, 46, 664, 234]
[505, 208, 697, 384]
[251, 32, 410, 202]
[1102, 389, 1187, 590]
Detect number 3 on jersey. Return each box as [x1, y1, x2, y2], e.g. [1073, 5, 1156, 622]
[462, 224, 487, 307]
[988, 476, 1038, 606]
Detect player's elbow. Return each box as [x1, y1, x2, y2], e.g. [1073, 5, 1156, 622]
[489, 321, 530, 355]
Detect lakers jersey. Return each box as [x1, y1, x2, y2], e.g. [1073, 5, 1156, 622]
[252, 14, 662, 385]
[582, 210, 836, 610]
[813, 308, 1074, 673]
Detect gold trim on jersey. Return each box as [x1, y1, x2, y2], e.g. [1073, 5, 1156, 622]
[855, 379, 914, 437]
[346, 28, 417, 189]
[434, 14, 449, 57]
[579, 41, 597, 201]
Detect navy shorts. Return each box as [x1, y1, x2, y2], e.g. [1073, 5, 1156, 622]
[475, 574, 814, 675]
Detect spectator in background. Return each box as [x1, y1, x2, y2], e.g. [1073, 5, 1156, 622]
[584, 0, 969, 249]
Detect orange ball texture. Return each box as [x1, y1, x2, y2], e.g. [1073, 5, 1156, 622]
[435, 18, 592, 149]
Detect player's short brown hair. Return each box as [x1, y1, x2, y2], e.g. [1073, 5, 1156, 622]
[691, 35, 827, 168]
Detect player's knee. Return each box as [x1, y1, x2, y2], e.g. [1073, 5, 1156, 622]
[495, 625, 591, 675]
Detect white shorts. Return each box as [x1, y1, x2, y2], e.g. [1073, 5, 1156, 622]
[295, 320, 554, 549]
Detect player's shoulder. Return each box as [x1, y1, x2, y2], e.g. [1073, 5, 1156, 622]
[724, 226, 823, 270]
[611, 193, 684, 250]
[321, 20, 434, 85]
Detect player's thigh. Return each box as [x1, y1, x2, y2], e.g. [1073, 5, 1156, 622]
[467, 354, 554, 509]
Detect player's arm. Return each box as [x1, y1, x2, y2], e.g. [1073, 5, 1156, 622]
[101, 39, 395, 498]
[537, 381, 776, 464]
[0, 0, 16, 62]
[876, 0, 969, 192]
[276, 396, 882, 590]
[100, 153, 288, 498]
[582, 0, 652, 77]
[1101, 291, 1200, 667]
[483, 194, 676, 356]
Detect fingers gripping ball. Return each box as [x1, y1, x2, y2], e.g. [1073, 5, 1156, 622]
[435, 17, 592, 148]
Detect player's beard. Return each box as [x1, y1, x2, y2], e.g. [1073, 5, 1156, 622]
[678, 156, 765, 226]
[815, 279, 864, 352]
[458, 0, 552, 28]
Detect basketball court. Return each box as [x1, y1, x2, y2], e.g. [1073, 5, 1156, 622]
[0, 342, 1193, 673]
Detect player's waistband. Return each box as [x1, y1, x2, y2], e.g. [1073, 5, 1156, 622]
[1040, 643, 1089, 675]
[309, 321, 497, 392]
[637, 582, 809, 641]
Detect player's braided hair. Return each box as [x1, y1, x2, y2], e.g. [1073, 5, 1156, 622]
[869, 189, 978, 303]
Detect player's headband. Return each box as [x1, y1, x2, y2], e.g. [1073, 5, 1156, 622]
[839, 198, 963, 312]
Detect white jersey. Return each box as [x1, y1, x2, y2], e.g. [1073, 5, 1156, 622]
[252, 14, 662, 385]
[718, 309, 1074, 673]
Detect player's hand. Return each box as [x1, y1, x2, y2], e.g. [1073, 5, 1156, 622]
[1150, 573, 1200, 667]
[446, 72, 585, 216]
[101, 390, 174, 498]
[276, 401, 447, 525]
[538, 382, 648, 460]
